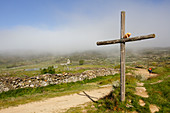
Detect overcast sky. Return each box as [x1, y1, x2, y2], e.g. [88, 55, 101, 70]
[0, 0, 169, 54]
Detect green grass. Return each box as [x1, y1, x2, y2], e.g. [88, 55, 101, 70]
[65, 75, 140, 113]
[90, 75, 141, 113]
[0, 74, 118, 109]
[66, 66, 170, 113]
[144, 78, 170, 112]
[97, 75, 119, 86]
[92, 66, 170, 113]
[145, 66, 170, 83]
[143, 66, 170, 112]
[1, 62, 169, 112]
[0, 64, 114, 77]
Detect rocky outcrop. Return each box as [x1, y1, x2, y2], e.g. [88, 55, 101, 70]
[0, 68, 117, 93]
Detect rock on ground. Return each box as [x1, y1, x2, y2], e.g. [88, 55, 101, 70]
[149, 104, 159, 113]
[139, 99, 145, 106]
[135, 87, 149, 98]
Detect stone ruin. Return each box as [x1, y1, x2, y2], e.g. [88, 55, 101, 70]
[0, 68, 117, 93]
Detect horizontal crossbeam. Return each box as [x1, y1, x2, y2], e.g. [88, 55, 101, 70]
[97, 34, 155, 46]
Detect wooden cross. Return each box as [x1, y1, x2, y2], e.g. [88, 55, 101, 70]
[96, 11, 155, 102]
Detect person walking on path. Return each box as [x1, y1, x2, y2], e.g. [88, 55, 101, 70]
[148, 68, 152, 76]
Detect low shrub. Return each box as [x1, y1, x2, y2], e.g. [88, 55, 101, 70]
[41, 66, 55, 74]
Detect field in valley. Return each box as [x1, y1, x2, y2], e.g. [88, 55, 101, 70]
[0, 47, 169, 113]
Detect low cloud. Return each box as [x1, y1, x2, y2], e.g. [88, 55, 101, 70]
[0, 0, 169, 54]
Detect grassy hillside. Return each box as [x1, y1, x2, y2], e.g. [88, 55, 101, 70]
[0, 47, 169, 112]
[0, 73, 119, 109]
[66, 66, 170, 113]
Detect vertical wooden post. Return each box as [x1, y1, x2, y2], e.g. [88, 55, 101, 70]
[96, 11, 155, 102]
[120, 11, 125, 101]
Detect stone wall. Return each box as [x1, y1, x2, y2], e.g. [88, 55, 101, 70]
[0, 68, 117, 93]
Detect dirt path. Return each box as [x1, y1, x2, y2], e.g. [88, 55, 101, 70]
[134, 68, 161, 113]
[0, 86, 112, 113]
[135, 82, 160, 113]
[134, 68, 158, 79]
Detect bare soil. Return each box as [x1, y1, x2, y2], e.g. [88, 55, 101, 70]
[0, 68, 163, 113]
[0, 86, 112, 113]
[139, 99, 145, 106]
[134, 68, 160, 113]
[149, 104, 159, 113]
[150, 80, 163, 84]
[135, 87, 149, 98]
[134, 68, 158, 79]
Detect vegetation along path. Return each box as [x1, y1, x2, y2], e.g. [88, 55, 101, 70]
[134, 68, 162, 113]
[135, 82, 159, 113]
[0, 86, 112, 113]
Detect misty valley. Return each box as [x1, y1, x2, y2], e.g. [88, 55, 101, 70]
[0, 47, 169, 112]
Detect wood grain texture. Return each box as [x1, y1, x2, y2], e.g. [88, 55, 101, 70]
[120, 11, 126, 102]
[95, 11, 156, 102]
[96, 34, 155, 46]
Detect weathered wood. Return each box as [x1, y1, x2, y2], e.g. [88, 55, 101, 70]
[96, 34, 155, 46]
[120, 11, 125, 102]
[95, 11, 155, 103]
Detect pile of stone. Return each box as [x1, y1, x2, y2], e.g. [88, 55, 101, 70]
[0, 68, 117, 93]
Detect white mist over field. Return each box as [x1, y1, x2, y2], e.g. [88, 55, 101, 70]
[0, 0, 170, 54]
